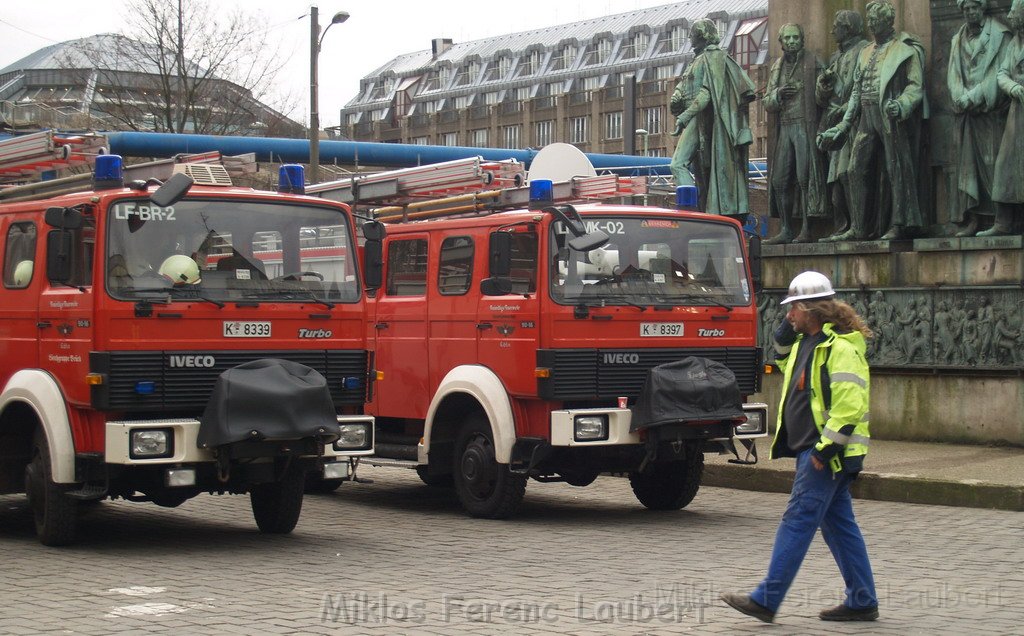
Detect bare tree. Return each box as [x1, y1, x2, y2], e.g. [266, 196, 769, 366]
[64, 0, 302, 137]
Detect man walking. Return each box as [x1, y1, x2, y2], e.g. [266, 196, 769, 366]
[721, 271, 878, 623]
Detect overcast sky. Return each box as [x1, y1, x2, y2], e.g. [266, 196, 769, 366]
[1, 0, 677, 128]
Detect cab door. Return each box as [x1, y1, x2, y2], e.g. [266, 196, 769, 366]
[370, 234, 430, 419]
[0, 218, 41, 382]
[37, 215, 95, 407]
[476, 229, 540, 397]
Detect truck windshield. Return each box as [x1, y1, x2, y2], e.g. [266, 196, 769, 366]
[105, 199, 359, 303]
[550, 216, 750, 307]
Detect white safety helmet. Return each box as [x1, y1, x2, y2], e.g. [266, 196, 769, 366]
[13, 260, 33, 286]
[781, 271, 835, 305]
[158, 254, 200, 285]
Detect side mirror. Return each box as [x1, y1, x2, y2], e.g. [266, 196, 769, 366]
[363, 239, 383, 290]
[362, 220, 386, 241]
[150, 173, 194, 207]
[44, 207, 82, 229]
[568, 230, 609, 253]
[489, 231, 512, 277]
[747, 234, 763, 294]
[46, 230, 74, 284]
[480, 277, 513, 296]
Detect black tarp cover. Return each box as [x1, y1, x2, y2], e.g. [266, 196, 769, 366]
[198, 358, 340, 448]
[629, 357, 745, 432]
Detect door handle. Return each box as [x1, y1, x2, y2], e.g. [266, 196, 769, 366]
[375, 322, 389, 330]
[37, 321, 52, 329]
[476, 322, 493, 330]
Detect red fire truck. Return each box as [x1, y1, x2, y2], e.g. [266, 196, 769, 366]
[0, 153, 380, 545]
[347, 160, 767, 519]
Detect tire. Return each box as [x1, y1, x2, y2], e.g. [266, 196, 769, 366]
[250, 462, 306, 534]
[629, 452, 704, 511]
[416, 465, 454, 488]
[24, 429, 79, 546]
[452, 413, 526, 519]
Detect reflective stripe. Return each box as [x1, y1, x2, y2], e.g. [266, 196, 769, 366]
[849, 434, 871, 447]
[830, 372, 867, 389]
[822, 428, 851, 444]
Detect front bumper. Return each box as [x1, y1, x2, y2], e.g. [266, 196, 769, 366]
[549, 402, 768, 448]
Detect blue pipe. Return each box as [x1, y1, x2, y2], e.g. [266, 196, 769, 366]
[105, 131, 765, 179]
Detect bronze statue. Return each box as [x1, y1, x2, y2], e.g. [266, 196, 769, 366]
[992, 0, 1024, 234]
[947, 0, 1012, 237]
[819, 1, 927, 241]
[765, 24, 826, 244]
[670, 19, 757, 218]
[816, 11, 870, 243]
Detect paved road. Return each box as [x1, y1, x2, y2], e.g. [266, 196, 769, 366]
[1, 466, 1020, 635]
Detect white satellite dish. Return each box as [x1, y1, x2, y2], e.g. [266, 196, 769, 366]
[528, 143, 597, 183]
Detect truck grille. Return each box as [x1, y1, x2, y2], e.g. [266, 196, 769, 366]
[91, 350, 369, 412]
[536, 347, 762, 400]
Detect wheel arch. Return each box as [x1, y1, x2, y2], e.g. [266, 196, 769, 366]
[1, 370, 76, 484]
[423, 365, 515, 464]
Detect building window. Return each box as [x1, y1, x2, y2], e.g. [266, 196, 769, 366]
[656, 65, 676, 80]
[440, 132, 459, 146]
[641, 107, 663, 135]
[454, 95, 473, 109]
[569, 116, 590, 144]
[484, 91, 500, 105]
[733, 18, 767, 69]
[535, 120, 554, 147]
[515, 87, 532, 101]
[657, 25, 687, 55]
[547, 81, 565, 96]
[386, 239, 428, 296]
[621, 32, 649, 60]
[582, 76, 602, 91]
[583, 39, 612, 66]
[604, 112, 623, 140]
[550, 45, 575, 71]
[501, 125, 521, 149]
[471, 128, 488, 147]
[438, 236, 474, 296]
[411, 136, 429, 145]
[517, 50, 542, 77]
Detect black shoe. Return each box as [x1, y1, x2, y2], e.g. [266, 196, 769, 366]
[819, 604, 879, 621]
[720, 593, 775, 623]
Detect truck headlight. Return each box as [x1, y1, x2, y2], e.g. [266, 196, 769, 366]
[333, 423, 372, 451]
[574, 415, 609, 442]
[130, 428, 173, 459]
[735, 410, 766, 436]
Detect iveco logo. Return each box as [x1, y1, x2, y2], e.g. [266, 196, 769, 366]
[169, 355, 216, 368]
[604, 353, 640, 365]
[698, 328, 726, 337]
[298, 328, 333, 339]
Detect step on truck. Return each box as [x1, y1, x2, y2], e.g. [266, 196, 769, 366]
[0, 154, 381, 545]
[325, 150, 767, 519]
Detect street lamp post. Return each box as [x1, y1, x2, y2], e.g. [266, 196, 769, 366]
[310, 5, 349, 185]
[635, 128, 649, 205]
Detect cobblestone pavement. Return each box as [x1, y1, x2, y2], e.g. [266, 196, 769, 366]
[1, 466, 1021, 635]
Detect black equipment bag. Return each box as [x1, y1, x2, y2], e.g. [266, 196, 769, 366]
[198, 358, 340, 448]
[629, 356, 745, 432]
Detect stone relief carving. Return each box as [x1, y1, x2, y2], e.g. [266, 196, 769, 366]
[759, 288, 1024, 369]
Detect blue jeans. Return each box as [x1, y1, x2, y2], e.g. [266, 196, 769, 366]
[750, 448, 877, 613]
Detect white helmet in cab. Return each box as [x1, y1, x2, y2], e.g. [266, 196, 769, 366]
[159, 254, 200, 285]
[781, 271, 834, 305]
[13, 260, 33, 286]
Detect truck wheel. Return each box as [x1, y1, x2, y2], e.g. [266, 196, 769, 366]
[24, 429, 79, 546]
[452, 414, 526, 519]
[250, 463, 306, 534]
[629, 453, 704, 511]
[416, 465, 453, 488]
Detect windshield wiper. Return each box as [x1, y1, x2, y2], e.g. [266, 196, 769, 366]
[674, 291, 734, 311]
[166, 286, 226, 308]
[243, 288, 335, 309]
